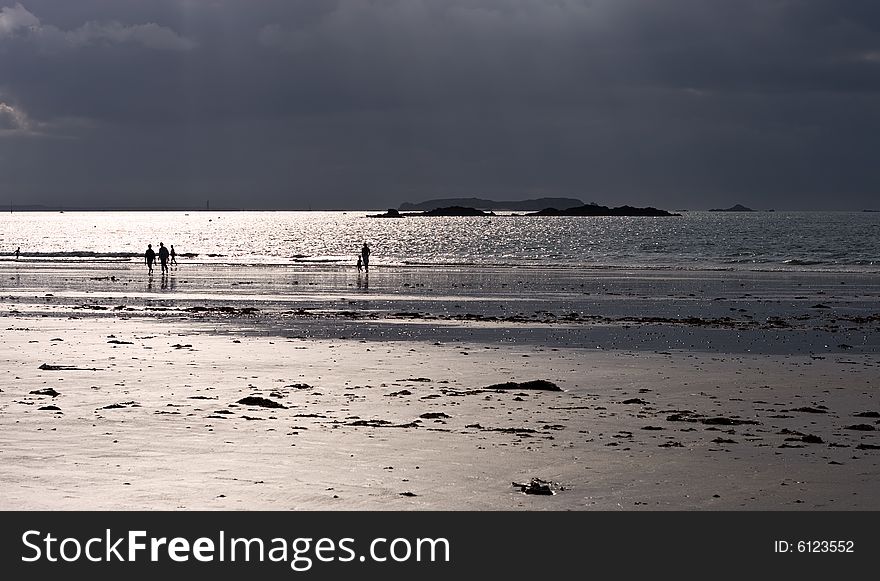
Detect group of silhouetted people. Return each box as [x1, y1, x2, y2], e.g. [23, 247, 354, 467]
[142, 241, 368, 276]
[144, 242, 177, 275]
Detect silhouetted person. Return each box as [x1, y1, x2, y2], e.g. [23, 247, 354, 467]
[361, 242, 371, 272]
[356, 255, 363, 272]
[170, 245, 178, 266]
[145, 244, 156, 275]
[14, 247, 20, 260]
[158, 242, 170, 274]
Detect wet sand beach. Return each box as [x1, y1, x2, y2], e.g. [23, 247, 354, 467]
[1, 263, 878, 509]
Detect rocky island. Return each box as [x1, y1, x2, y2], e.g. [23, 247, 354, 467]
[368, 206, 496, 218]
[528, 204, 680, 217]
[398, 197, 583, 211]
[709, 204, 755, 212]
[370, 203, 679, 218]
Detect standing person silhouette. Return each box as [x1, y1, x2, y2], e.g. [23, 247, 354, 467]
[170, 245, 178, 266]
[158, 242, 170, 274]
[145, 244, 156, 275]
[14, 247, 20, 260]
[361, 242, 371, 273]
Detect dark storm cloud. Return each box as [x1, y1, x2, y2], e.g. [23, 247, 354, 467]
[1, 0, 879, 209]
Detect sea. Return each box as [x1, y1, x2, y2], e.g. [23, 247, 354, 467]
[1, 210, 878, 272]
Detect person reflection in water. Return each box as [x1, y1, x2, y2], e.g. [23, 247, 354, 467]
[357, 272, 369, 292]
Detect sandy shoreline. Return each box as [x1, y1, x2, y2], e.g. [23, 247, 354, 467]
[1, 264, 878, 510]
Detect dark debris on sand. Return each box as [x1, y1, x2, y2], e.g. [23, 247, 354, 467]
[38, 363, 101, 371]
[347, 419, 421, 428]
[236, 396, 287, 409]
[420, 412, 451, 419]
[466, 423, 537, 435]
[99, 402, 139, 410]
[665, 410, 758, 426]
[485, 380, 561, 392]
[512, 478, 566, 495]
[701, 417, 759, 426]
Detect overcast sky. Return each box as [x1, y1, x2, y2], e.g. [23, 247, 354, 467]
[1, 1, 879, 210]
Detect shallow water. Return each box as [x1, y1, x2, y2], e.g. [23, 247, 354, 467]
[1, 210, 878, 271]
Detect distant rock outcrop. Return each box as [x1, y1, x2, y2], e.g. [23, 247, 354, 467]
[368, 206, 495, 218]
[709, 204, 755, 212]
[370, 204, 678, 218]
[527, 204, 680, 217]
[399, 197, 584, 211]
[367, 209, 405, 218]
[420, 206, 495, 216]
